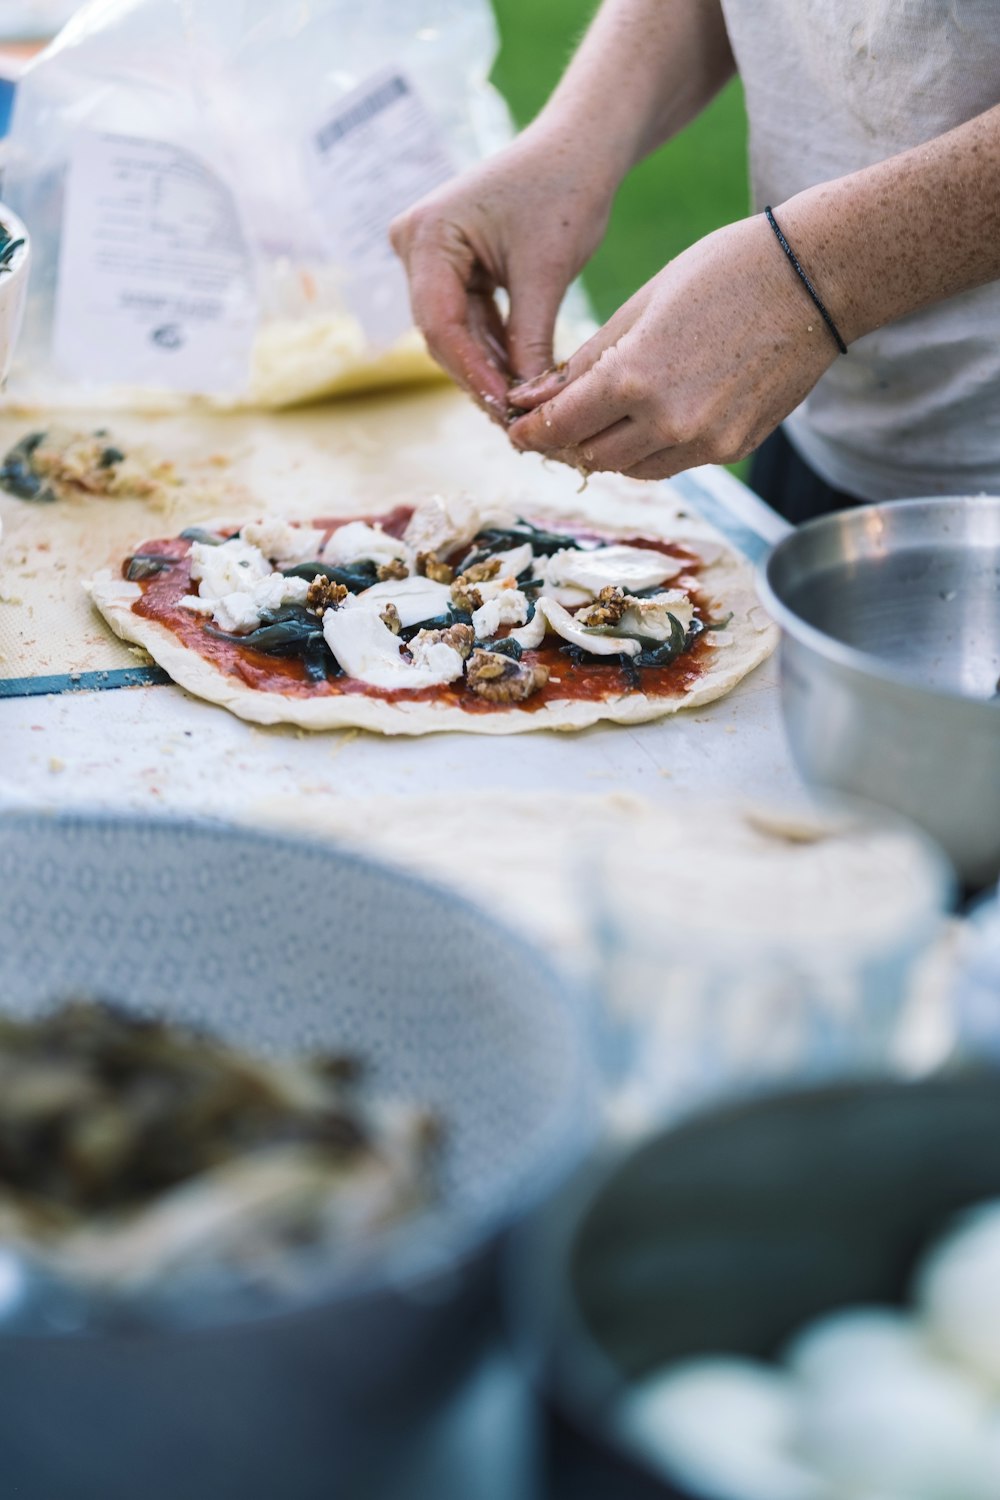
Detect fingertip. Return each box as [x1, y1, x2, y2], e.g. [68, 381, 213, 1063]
[506, 411, 555, 453]
[505, 413, 533, 450]
[508, 361, 568, 402]
[478, 389, 517, 429]
[505, 392, 546, 415]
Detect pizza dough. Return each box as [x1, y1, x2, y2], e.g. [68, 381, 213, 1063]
[249, 791, 952, 991]
[87, 494, 777, 735]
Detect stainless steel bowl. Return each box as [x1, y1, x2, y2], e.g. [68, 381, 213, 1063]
[758, 496, 1000, 886]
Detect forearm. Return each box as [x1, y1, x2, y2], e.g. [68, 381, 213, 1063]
[524, 0, 735, 189]
[779, 103, 1000, 346]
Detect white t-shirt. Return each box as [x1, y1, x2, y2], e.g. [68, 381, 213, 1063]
[721, 0, 1000, 501]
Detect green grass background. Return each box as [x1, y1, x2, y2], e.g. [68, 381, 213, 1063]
[490, 0, 750, 320]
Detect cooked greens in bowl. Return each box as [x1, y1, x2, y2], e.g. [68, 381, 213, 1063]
[0, 999, 440, 1301]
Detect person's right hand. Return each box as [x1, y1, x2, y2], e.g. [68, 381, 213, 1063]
[389, 128, 616, 419]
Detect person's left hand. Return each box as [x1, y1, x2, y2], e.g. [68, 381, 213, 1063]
[505, 212, 844, 479]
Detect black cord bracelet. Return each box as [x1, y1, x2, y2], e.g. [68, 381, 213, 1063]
[763, 205, 848, 355]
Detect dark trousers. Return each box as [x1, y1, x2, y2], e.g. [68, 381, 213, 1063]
[749, 427, 866, 525]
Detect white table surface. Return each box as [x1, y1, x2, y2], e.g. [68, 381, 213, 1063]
[0, 388, 799, 817]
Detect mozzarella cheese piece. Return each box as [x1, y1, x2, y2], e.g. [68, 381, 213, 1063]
[471, 589, 530, 640]
[323, 606, 464, 690]
[530, 553, 637, 609]
[211, 593, 263, 634]
[209, 573, 310, 634]
[545, 544, 686, 597]
[240, 519, 324, 564]
[548, 584, 593, 609]
[535, 596, 642, 657]
[484, 542, 534, 581]
[403, 493, 517, 557]
[342, 575, 451, 630]
[407, 631, 467, 679]
[323, 521, 413, 570]
[509, 609, 547, 650]
[619, 589, 696, 642]
[190, 538, 271, 600]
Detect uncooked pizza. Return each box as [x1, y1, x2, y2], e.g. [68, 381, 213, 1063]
[86, 494, 776, 734]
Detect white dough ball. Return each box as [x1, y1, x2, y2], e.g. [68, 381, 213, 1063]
[616, 1356, 830, 1500]
[793, 1355, 994, 1499]
[914, 1200, 1000, 1388]
[784, 1305, 933, 1391]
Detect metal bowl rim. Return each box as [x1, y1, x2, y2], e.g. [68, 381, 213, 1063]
[758, 494, 1000, 711]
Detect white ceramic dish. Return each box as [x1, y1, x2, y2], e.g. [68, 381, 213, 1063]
[0, 809, 598, 1500]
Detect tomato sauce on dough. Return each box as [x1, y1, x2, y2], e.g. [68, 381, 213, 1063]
[130, 511, 714, 711]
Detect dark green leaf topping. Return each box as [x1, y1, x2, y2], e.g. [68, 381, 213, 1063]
[281, 560, 377, 594]
[205, 604, 344, 677]
[478, 637, 523, 661]
[398, 604, 472, 643]
[562, 610, 697, 674]
[0, 227, 25, 275]
[456, 517, 582, 574]
[0, 432, 53, 501]
[304, 634, 343, 681]
[0, 1000, 389, 1219]
[634, 612, 688, 666]
[125, 554, 175, 581]
[207, 611, 321, 655]
[179, 527, 228, 546]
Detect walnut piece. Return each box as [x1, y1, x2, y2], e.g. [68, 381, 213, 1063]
[380, 604, 402, 635]
[577, 586, 629, 628]
[466, 649, 550, 703]
[377, 558, 409, 583]
[416, 551, 455, 585]
[460, 557, 502, 585]
[306, 576, 349, 615]
[451, 580, 484, 614]
[413, 623, 475, 660]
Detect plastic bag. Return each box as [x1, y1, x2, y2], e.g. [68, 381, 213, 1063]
[0, 2, 84, 42]
[2, 0, 535, 408]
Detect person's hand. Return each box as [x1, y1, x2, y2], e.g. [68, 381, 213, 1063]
[505, 213, 842, 478]
[389, 129, 616, 419]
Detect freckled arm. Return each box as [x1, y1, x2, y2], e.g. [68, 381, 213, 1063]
[503, 99, 1000, 483]
[774, 103, 1000, 344]
[527, 0, 737, 182]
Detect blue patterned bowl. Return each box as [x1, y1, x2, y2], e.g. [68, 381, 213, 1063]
[0, 810, 597, 1499]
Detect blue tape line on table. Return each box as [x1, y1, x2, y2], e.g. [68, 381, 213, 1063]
[0, 666, 169, 698]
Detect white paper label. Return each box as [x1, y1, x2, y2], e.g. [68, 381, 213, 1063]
[306, 67, 455, 346]
[53, 132, 257, 394]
